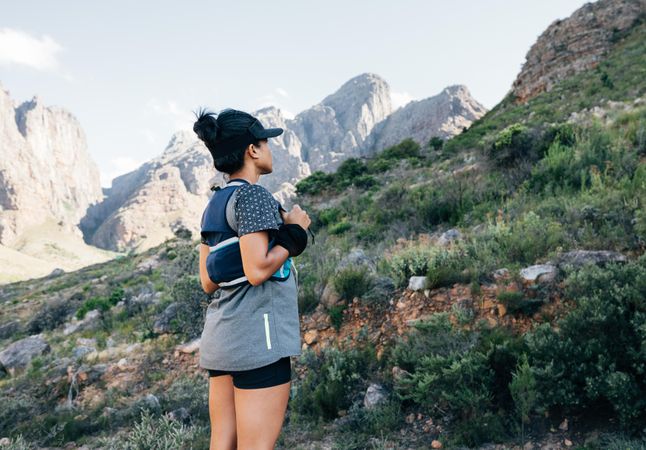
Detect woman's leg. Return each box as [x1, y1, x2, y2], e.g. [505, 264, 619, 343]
[234, 380, 291, 450]
[209, 374, 237, 450]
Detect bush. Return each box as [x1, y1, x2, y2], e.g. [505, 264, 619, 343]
[382, 241, 437, 289]
[389, 313, 522, 446]
[167, 275, 209, 339]
[96, 409, 198, 450]
[332, 266, 373, 301]
[328, 221, 352, 235]
[328, 303, 347, 332]
[27, 299, 74, 333]
[76, 287, 125, 320]
[525, 254, 646, 432]
[295, 170, 335, 196]
[395, 335, 500, 443]
[497, 291, 544, 316]
[429, 136, 444, 150]
[290, 345, 378, 422]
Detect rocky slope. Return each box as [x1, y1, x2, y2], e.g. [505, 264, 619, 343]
[510, 0, 645, 103]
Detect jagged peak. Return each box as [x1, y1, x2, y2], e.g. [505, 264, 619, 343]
[162, 130, 196, 155]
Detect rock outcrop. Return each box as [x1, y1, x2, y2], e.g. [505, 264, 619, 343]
[289, 73, 393, 172]
[0, 84, 104, 246]
[81, 130, 215, 252]
[361, 84, 487, 155]
[510, 0, 646, 103]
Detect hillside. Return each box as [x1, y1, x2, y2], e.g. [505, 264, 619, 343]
[0, 0, 645, 449]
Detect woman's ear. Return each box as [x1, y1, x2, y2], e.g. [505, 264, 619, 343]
[247, 143, 258, 158]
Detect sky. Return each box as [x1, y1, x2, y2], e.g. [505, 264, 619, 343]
[1, 0, 590, 188]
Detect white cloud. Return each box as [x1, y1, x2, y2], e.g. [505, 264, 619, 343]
[140, 128, 158, 144]
[275, 87, 289, 97]
[391, 90, 415, 110]
[145, 98, 194, 130]
[0, 28, 63, 71]
[101, 156, 146, 188]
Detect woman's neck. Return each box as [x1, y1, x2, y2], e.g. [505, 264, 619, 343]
[228, 168, 259, 185]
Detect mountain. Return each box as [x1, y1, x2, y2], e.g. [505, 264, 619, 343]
[82, 73, 486, 252]
[361, 84, 487, 155]
[288, 72, 393, 172]
[80, 130, 214, 253]
[0, 85, 117, 283]
[511, 0, 645, 103]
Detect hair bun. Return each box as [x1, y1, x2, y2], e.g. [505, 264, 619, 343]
[193, 108, 219, 146]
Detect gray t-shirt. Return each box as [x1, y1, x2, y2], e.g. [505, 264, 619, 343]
[199, 183, 302, 371]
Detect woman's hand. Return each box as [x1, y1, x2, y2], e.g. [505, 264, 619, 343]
[280, 204, 311, 230]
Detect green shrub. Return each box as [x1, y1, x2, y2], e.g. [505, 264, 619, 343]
[332, 266, 372, 301]
[382, 242, 436, 288]
[328, 220, 352, 235]
[76, 287, 124, 320]
[290, 345, 378, 422]
[295, 170, 335, 196]
[509, 353, 538, 445]
[525, 254, 646, 432]
[27, 299, 74, 333]
[97, 409, 198, 450]
[426, 248, 473, 289]
[497, 291, 544, 316]
[167, 275, 209, 339]
[328, 303, 347, 332]
[429, 136, 444, 150]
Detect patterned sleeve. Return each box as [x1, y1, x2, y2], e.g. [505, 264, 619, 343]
[234, 184, 283, 237]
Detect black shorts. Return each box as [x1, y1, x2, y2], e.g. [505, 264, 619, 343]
[208, 356, 291, 389]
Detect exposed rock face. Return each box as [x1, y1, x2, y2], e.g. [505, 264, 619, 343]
[0, 84, 103, 246]
[49, 72, 483, 253]
[81, 130, 215, 252]
[362, 85, 487, 154]
[510, 0, 646, 103]
[248, 106, 311, 193]
[288, 72, 393, 172]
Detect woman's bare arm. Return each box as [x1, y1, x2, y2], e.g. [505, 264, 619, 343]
[239, 230, 290, 286]
[199, 243, 220, 294]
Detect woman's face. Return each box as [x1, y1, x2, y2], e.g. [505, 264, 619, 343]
[254, 139, 273, 175]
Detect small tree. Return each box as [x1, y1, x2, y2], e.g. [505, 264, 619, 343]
[509, 353, 537, 446]
[429, 136, 444, 151]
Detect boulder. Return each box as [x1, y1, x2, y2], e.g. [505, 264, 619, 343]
[363, 275, 396, 302]
[363, 383, 388, 409]
[549, 250, 627, 269]
[437, 228, 462, 246]
[153, 302, 180, 334]
[72, 346, 96, 359]
[337, 247, 376, 272]
[320, 283, 342, 308]
[519, 264, 558, 284]
[63, 309, 101, 336]
[408, 276, 429, 291]
[0, 334, 50, 376]
[0, 320, 21, 340]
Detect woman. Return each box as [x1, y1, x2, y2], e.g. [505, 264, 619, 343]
[193, 107, 311, 450]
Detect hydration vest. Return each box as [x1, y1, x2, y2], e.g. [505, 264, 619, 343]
[200, 178, 294, 288]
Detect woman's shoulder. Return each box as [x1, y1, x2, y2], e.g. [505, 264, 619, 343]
[234, 183, 278, 207]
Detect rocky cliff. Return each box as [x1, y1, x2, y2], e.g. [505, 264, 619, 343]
[361, 84, 487, 155]
[80, 131, 215, 253]
[0, 85, 104, 246]
[288, 73, 393, 173]
[511, 0, 645, 103]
